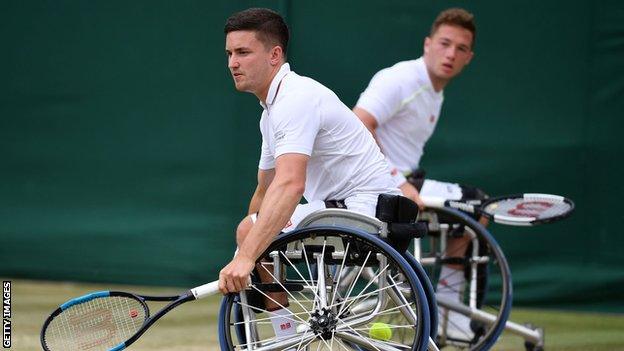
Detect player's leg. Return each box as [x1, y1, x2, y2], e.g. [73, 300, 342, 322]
[235, 201, 327, 344]
[419, 207, 511, 350]
[419, 179, 489, 338]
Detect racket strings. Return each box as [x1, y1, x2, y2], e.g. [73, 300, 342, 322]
[486, 198, 571, 219]
[44, 296, 146, 351]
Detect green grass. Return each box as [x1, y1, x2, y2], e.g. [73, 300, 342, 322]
[6, 279, 624, 350]
[495, 308, 624, 351]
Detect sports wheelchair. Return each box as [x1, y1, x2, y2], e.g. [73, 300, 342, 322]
[417, 189, 573, 350]
[416, 203, 544, 351]
[217, 194, 517, 351]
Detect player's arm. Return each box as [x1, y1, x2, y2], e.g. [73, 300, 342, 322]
[399, 180, 425, 209]
[219, 153, 307, 292]
[239, 153, 306, 260]
[247, 168, 275, 215]
[354, 106, 424, 209]
[353, 107, 381, 146]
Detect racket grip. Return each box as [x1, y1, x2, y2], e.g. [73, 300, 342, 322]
[446, 200, 476, 214]
[191, 280, 220, 299]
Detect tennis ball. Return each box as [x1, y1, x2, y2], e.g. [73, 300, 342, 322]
[369, 322, 392, 341]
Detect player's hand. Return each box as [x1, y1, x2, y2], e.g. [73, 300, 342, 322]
[219, 254, 256, 294]
[399, 181, 426, 210]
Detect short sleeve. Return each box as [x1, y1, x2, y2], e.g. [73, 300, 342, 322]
[355, 67, 404, 125]
[270, 93, 320, 158]
[258, 138, 275, 170]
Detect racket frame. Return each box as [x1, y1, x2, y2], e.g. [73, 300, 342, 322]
[422, 193, 575, 226]
[41, 281, 219, 351]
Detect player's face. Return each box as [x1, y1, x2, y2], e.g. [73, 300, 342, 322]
[423, 24, 474, 84]
[226, 30, 276, 98]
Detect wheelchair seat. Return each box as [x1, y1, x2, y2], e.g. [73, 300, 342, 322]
[296, 194, 428, 254]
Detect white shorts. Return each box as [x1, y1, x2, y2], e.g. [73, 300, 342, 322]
[250, 193, 382, 233]
[419, 179, 463, 201]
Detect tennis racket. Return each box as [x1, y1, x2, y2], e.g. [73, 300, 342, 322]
[40, 280, 219, 351]
[421, 193, 574, 226]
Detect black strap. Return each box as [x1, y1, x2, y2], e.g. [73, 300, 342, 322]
[324, 200, 347, 209]
[375, 194, 419, 223]
[375, 194, 427, 253]
[406, 168, 426, 191]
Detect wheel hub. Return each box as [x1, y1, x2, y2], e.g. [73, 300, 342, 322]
[309, 307, 337, 340]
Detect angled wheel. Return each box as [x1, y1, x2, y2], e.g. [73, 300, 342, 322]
[403, 252, 438, 339]
[418, 207, 512, 350]
[219, 226, 431, 351]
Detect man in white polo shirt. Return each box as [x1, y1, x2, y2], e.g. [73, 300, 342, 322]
[353, 8, 484, 338]
[219, 7, 400, 342]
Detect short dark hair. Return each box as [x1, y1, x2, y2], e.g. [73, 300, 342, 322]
[430, 8, 476, 48]
[224, 8, 289, 56]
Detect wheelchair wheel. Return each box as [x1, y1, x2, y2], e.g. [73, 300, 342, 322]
[403, 252, 438, 339]
[418, 207, 511, 351]
[378, 251, 439, 347]
[219, 226, 431, 351]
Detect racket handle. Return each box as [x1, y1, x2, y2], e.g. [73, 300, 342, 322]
[191, 280, 219, 299]
[446, 200, 476, 214]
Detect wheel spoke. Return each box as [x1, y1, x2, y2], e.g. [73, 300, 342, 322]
[249, 285, 309, 325]
[335, 251, 372, 317]
[257, 262, 313, 319]
[330, 241, 351, 308]
[336, 263, 390, 316]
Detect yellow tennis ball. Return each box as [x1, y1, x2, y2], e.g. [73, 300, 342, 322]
[369, 322, 392, 341]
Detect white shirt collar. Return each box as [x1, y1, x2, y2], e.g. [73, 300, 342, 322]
[261, 63, 291, 109]
[416, 57, 443, 97]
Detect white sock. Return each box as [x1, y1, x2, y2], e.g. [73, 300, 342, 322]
[269, 307, 297, 343]
[436, 266, 472, 334]
[436, 266, 465, 301]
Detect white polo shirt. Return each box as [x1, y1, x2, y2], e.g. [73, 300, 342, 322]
[355, 58, 444, 184]
[258, 63, 399, 203]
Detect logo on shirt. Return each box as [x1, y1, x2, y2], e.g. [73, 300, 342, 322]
[280, 322, 292, 330]
[284, 220, 293, 229]
[274, 130, 285, 141]
[429, 115, 436, 123]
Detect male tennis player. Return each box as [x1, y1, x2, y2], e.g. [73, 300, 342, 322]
[353, 8, 484, 338]
[219, 8, 400, 341]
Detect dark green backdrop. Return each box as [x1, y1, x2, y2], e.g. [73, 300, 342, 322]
[2, 1, 623, 312]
